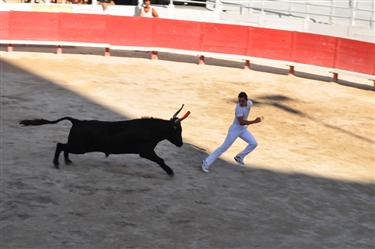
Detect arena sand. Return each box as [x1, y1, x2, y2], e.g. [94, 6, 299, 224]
[1, 51, 374, 249]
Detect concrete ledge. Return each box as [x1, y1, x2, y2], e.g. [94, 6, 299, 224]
[2, 41, 374, 90]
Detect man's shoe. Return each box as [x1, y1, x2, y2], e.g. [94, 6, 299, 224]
[201, 160, 209, 173]
[234, 156, 245, 166]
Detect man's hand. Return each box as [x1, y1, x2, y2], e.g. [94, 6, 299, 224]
[254, 116, 264, 123]
[238, 116, 264, 125]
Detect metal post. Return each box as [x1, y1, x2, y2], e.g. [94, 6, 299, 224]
[288, 65, 295, 75]
[348, 0, 357, 38]
[168, 0, 175, 18]
[244, 60, 250, 70]
[151, 51, 158, 60]
[198, 55, 205, 65]
[329, 0, 333, 25]
[259, 0, 265, 25]
[248, 1, 251, 15]
[303, 3, 311, 32]
[168, 0, 174, 8]
[56, 45, 62, 54]
[214, 0, 222, 21]
[331, 72, 338, 82]
[104, 47, 110, 57]
[350, 0, 357, 26]
[7, 44, 13, 52]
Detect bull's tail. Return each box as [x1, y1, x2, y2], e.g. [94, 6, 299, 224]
[19, 117, 78, 126]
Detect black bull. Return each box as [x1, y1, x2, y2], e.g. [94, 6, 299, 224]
[19, 105, 191, 176]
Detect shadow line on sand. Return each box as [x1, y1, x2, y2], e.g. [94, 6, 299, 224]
[1, 58, 374, 249]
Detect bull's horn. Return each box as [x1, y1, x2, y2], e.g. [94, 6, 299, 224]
[172, 104, 184, 119]
[176, 111, 191, 123]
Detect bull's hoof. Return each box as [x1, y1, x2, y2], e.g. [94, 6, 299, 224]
[65, 159, 72, 165]
[53, 160, 60, 169]
[168, 171, 174, 177]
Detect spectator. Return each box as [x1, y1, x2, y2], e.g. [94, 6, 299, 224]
[98, 0, 115, 11]
[139, 0, 158, 18]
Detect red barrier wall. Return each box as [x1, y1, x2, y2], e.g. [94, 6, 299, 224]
[107, 16, 154, 47]
[0, 12, 10, 40]
[1, 11, 374, 75]
[59, 13, 108, 44]
[153, 18, 202, 51]
[334, 38, 375, 75]
[202, 23, 248, 55]
[248, 27, 293, 61]
[9, 11, 59, 41]
[292, 33, 337, 68]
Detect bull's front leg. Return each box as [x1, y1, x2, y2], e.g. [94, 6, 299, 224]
[140, 150, 174, 177]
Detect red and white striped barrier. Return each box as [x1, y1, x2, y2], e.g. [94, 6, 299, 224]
[1, 11, 374, 86]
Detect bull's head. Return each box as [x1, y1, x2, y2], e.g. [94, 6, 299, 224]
[168, 104, 190, 147]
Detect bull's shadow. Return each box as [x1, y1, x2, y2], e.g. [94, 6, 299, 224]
[1, 58, 374, 249]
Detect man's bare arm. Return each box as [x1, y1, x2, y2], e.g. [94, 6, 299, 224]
[237, 116, 263, 126]
[152, 8, 159, 17]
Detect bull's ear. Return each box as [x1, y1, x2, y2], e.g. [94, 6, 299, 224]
[172, 104, 184, 119]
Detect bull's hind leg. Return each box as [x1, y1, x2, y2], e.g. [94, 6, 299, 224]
[64, 151, 72, 165]
[53, 143, 71, 168]
[53, 143, 64, 169]
[140, 150, 174, 177]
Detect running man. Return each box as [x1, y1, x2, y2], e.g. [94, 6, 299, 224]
[201, 92, 263, 173]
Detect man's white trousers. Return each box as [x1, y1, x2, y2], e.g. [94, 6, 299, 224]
[204, 125, 257, 167]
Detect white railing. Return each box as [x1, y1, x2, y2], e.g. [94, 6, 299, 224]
[206, 0, 374, 42]
[212, 0, 375, 26]
[168, 0, 206, 6]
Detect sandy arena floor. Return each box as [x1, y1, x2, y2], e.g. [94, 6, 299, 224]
[0, 50, 374, 249]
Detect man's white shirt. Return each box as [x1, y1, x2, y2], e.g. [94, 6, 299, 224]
[232, 100, 253, 129]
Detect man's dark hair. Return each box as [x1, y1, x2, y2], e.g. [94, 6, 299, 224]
[238, 92, 248, 100]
